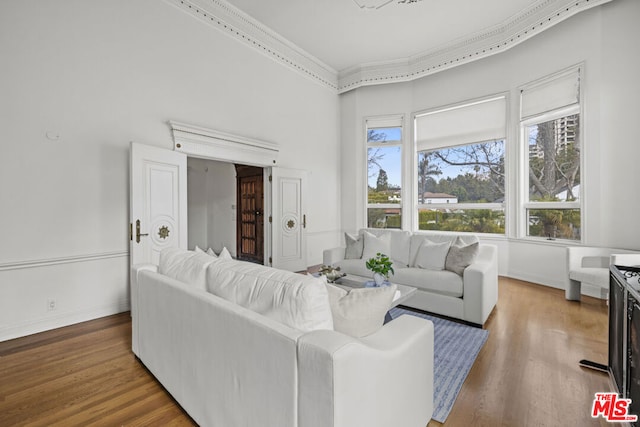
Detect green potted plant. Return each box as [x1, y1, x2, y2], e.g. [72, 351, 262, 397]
[365, 252, 394, 286]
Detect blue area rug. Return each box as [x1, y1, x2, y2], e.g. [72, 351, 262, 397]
[389, 307, 489, 423]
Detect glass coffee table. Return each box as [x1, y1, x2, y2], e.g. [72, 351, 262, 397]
[334, 275, 417, 308]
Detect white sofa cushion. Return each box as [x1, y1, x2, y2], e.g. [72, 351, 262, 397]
[414, 239, 451, 270]
[207, 260, 333, 332]
[159, 247, 217, 290]
[362, 230, 391, 260]
[393, 267, 464, 297]
[326, 283, 397, 337]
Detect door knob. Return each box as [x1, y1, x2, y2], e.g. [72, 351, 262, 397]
[136, 219, 149, 243]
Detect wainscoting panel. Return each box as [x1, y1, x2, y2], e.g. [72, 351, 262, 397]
[0, 252, 129, 342]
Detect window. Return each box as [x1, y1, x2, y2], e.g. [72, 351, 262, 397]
[414, 96, 506, 234]
[520, 67, 581, 241]
[366, 116, 403, 229]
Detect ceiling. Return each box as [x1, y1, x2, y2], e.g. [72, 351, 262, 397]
[179, 0, 612, 92]
[224, 0, 538, 72]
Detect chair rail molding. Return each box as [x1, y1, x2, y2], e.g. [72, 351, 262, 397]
[0, 251, 128, 272]
[162, 0, 613, 94]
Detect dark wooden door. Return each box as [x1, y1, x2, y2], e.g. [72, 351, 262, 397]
[235, 165, 264, 264]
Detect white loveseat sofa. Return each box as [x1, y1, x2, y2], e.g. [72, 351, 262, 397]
[131, 248, 434, 427]
[324, 228, 498, 326]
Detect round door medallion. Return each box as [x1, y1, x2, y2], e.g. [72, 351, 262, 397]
[282, 214, 299, 232]
[158, 226, 170, 239]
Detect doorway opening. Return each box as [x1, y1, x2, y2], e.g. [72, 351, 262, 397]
[186, 158, 266, 265]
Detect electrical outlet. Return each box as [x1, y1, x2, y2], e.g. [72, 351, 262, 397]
[47, 299, 56, 311]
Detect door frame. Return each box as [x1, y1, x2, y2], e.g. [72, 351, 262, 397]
[234, 165, 265, 264]
[168, 121, 308, 271]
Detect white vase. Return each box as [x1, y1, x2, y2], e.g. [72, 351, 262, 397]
[373, 273, 386, 286]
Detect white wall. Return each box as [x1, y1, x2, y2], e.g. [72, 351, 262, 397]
[187, 158, 210, 251]
[0, 0, 340, 341]
[339, 0, 640, 291]
[187, 158, 237, 256]
[206, 161, 237, 256]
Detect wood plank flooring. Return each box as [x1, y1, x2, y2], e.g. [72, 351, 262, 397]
[0, 277, 610, 427]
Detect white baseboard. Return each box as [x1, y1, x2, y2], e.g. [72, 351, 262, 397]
[0, 298, 130, 343]
[506, 270, 565, 290]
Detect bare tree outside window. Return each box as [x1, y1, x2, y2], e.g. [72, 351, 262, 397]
[526, 113, 581, 240]
[417, 140, 506, 234]
[367, 126, 402, 228]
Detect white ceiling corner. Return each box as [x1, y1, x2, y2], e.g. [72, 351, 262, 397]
[351, 0, 395, 10]
[164, 0, 339, 89]
[167, 0, 614, 93]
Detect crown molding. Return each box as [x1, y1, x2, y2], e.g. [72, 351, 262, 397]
[164, 0, 338, 90]
[337, 0, 613, 93]
[164, 0, 613, 94]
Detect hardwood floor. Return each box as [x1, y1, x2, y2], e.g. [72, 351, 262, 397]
[0, 277, 610, 427]
[428, 277, 610, 427]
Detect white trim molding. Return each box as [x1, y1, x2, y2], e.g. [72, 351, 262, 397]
[163, 0, 338, 90]
[337, 0, 612, 93]
[169, 120, 280, 166]
[163, 0, 612, 94]
[0, 251, 128, 272]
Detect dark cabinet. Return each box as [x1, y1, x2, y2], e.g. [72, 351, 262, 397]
[609, 265, 640, 425]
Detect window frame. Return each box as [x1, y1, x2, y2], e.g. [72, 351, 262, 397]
[364, 115, 405, 229]
[518, 99, 582, 242]
[412, 94, 508, 235]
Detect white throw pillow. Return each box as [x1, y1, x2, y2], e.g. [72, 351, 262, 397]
[344, 232, 364, 259]
[195, 246, 218, 258]
[218, 247, 232, 260]
[325, 282, 397, 338]
[158, 247, 217, 290]
[361, 231, 392, 261]
[414, 239, 451, 270]
[207, 261, 333, 332]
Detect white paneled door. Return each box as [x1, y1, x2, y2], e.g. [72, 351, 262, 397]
[130, 143, 187, 266]
[270, 168, 307, 272]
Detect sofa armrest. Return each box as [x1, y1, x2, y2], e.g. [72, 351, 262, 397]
[130, 263, 158, 355]
[298, 315, 434, 427]
[462, 244, 498, 326]
[323, 247, 346, 266]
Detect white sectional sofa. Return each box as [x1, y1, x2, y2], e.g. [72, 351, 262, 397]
[131, 248, 434, 427]
[324, 228, 498, 326]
